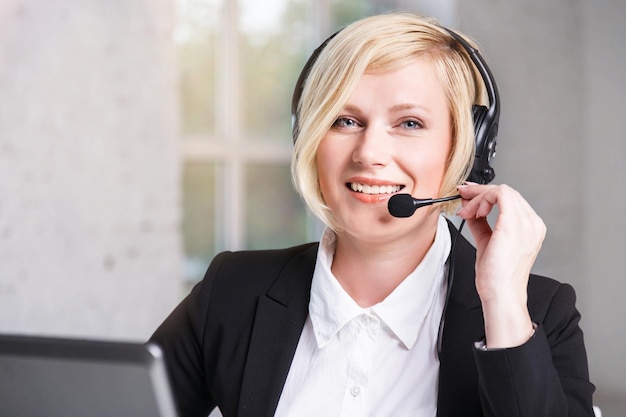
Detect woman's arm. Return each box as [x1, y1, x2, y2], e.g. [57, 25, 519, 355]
[456, 183, 594, 415]
[473, 280, 595, 416]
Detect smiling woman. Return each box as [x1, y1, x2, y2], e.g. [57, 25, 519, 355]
[153, 10, 594, 417]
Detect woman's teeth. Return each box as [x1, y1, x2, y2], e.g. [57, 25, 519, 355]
[350, 183, 402, 195]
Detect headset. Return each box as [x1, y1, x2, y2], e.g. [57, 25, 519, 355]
[291, 25, 500, 185]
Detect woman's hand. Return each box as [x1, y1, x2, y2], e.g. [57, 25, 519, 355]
[456, 183, 546, 348]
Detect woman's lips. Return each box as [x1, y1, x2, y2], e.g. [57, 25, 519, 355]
[347, 182, 403, 195]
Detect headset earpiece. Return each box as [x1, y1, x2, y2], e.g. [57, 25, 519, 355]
[469, 103, 497, 184]
[444, 29, 500, 185]
[472, 104, 488, 130]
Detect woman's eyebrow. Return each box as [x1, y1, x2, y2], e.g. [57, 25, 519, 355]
[389, 103, 432, 114]
[340, 103, 432, 114]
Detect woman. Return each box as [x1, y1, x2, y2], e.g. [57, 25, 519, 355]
[151, 12, 594, 417]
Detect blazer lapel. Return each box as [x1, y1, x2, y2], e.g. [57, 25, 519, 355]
[437, 223, 486, 416]
[237, 244, 318, 417]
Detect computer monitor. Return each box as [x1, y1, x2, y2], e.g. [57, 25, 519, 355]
[0, 333, 178, 417]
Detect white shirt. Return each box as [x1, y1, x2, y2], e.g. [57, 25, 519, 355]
[275, 215, 451, 417]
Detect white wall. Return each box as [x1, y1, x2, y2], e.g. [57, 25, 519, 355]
[582, 0, 626, 412]
[0, 0, 183, 341]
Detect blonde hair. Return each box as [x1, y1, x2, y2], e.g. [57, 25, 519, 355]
[292, 12, 487, 229]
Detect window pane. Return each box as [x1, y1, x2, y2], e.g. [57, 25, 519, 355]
[245, 164, 308, 249]
[182, 162, 218, 281]
[175, 0, 220, 136]
[330, 0, 375, 27]
[239, 0, 309, 141]
[330, 0, 405, 28]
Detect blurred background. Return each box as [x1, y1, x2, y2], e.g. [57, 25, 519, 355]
[0, 0, 624, 414]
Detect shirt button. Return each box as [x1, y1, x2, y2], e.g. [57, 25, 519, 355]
[350, 385, 361, 397]
[361, 316, 371, 326]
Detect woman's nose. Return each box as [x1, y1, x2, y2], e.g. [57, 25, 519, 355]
[351, 125, 392, 167]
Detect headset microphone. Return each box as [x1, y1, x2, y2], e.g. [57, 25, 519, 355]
[388, 194, 461, 218]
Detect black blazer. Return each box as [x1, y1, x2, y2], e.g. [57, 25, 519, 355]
[151, 223, 594, 417]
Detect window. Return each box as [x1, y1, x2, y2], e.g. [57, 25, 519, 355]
[175, 0, 412, 282]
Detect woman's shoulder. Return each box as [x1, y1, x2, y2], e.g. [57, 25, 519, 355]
[184, 242, 319, 332]
[208, 242, 319, 277]
[194, 242, 319, 299]
[527, 273, 575, 304]
[527, 273, 579, 329]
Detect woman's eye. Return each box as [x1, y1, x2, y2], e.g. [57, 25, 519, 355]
[400, 119, 423, 129]
[332, 117, 359, 129]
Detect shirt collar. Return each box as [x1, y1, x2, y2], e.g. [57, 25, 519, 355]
[309, 229, 365, 348]
[309, 215, 451, 349]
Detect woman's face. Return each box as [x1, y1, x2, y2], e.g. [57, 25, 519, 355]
[316, 56, 452, 241]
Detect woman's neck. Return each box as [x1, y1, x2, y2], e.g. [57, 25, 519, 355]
[330, 218, 440, 308]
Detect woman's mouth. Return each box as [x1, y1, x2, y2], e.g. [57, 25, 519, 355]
[348, 182, 403, 195]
